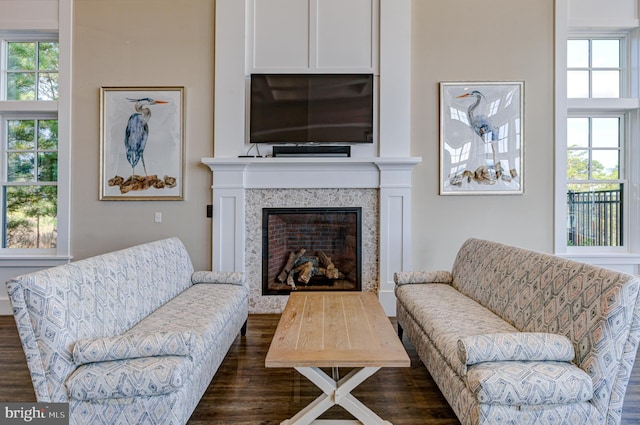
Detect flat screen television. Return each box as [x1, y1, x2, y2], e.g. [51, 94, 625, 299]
[249, 74, 374, 144]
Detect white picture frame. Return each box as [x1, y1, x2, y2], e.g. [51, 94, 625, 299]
[440, 81, 524, 195]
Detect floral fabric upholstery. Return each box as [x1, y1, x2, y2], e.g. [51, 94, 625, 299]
[73, 331, 195, 365]
[6, 237, 249, 425]
[458, 332, 575, 365]
[395, 238, 640, 425]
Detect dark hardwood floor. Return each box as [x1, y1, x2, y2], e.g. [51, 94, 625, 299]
[1, 314, 639, 424]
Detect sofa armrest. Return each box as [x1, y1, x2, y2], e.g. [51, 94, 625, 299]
[191, 271, 245, 286]
[66, 355, 192, 400]
[73, 331, 194, 365]
[394, 270, 452, 285]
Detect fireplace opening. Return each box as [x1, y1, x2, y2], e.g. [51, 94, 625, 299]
[262, 207, 362, 295]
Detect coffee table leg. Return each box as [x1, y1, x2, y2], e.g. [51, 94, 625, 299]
[335, 368, 389, 425]
[282, 366, 391, 425]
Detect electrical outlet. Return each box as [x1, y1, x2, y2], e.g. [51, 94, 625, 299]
[154, 212, 162, 223]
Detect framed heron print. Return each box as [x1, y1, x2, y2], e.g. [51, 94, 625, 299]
[100, 86, 184, 200]
[439, 81, 523, 195]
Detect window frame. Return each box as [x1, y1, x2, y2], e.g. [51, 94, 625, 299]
[1, 34, 59, 100]
[566, 111, 627, 251]
[1, 113, 59, 250]
[567, 36, 625, 99]
[4, 38, 59, 102]
[558, 27, 639, 255]
[566, 112, 625, 185]
[0, 28, 69, 261]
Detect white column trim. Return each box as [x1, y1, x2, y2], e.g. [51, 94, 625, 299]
[376, 160, 414, 315]
[554, 0, 569, 254]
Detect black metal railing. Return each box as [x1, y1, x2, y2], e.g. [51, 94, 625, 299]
[567, 188, 623, 246]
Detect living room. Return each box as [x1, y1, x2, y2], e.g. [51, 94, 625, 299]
[1, 0, 640, 424]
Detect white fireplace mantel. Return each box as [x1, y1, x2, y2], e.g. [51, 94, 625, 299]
[202, 156, 421, 315]
[202, 156, 420, 189]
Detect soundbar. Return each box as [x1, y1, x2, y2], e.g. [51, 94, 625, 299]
[272, 146, 351, 157]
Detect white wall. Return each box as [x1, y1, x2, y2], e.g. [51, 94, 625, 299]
[568, 0, 638, 26]
[70, 0, 215, 269]
[0, 0, 58, 29]
[409, 0, 555, 270]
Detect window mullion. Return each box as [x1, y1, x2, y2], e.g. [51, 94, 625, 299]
[589, 39, 593, 97]
[34, 41, 39, 101]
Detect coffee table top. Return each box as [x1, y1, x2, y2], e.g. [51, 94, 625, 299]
[265, 291, 410, 368]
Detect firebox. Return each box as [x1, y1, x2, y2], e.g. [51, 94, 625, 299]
[262, 207, 362, 295]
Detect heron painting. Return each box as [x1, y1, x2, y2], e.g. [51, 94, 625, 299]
[439, 81, 523, 195]
[125, 97, 168, 178]
[100, 87, 185, 200]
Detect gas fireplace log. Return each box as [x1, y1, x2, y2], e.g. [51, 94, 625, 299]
[281, 249, 348, 287]
[318, 267, 343, 280]
[286, 273, 296, 289]
[288, 263, 345, 285]
[277, 248, 306, 283]
[318, 251, 335, 270]
[295, 261, 314, 284]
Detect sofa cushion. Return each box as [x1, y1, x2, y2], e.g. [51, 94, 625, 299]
[117, 283, 248, 409]
[128, 284, 247, 358]
[457, 332, 575, 366]
[73, 331, 195, 365]
[396, 284, 519, 377]
[66, 355, 192, 401]
[466, 360, 593, 406]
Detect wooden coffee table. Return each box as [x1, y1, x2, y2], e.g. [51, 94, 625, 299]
[265, 291, 410, 425]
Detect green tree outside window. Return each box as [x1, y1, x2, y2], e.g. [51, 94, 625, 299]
[7, 41, 59, 101]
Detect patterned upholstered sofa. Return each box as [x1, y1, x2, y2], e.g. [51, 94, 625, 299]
[395, 238, 640, 425]
[6, 237, 249, 425]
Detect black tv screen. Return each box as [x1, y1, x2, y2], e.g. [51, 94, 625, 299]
[249, 74, 374, 144]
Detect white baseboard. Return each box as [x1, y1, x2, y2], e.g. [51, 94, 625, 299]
[378, 289, 397, 317]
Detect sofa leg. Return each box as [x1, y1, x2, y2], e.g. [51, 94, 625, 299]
[241, 319, 248, 336]
[397, 324, 404, 341]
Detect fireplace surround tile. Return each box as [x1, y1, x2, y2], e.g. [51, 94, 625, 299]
[246, 188, 378, 313]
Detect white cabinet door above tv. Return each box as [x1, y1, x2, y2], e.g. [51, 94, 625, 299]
[248, 0, 378, 73]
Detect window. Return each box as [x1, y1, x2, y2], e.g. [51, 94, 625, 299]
[567, 38, 621, 98]
[1, 37, 59, 250]
[566, 115, 624, 246]
[6, 41, 59, 101]
[565, 35, 630, 249]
